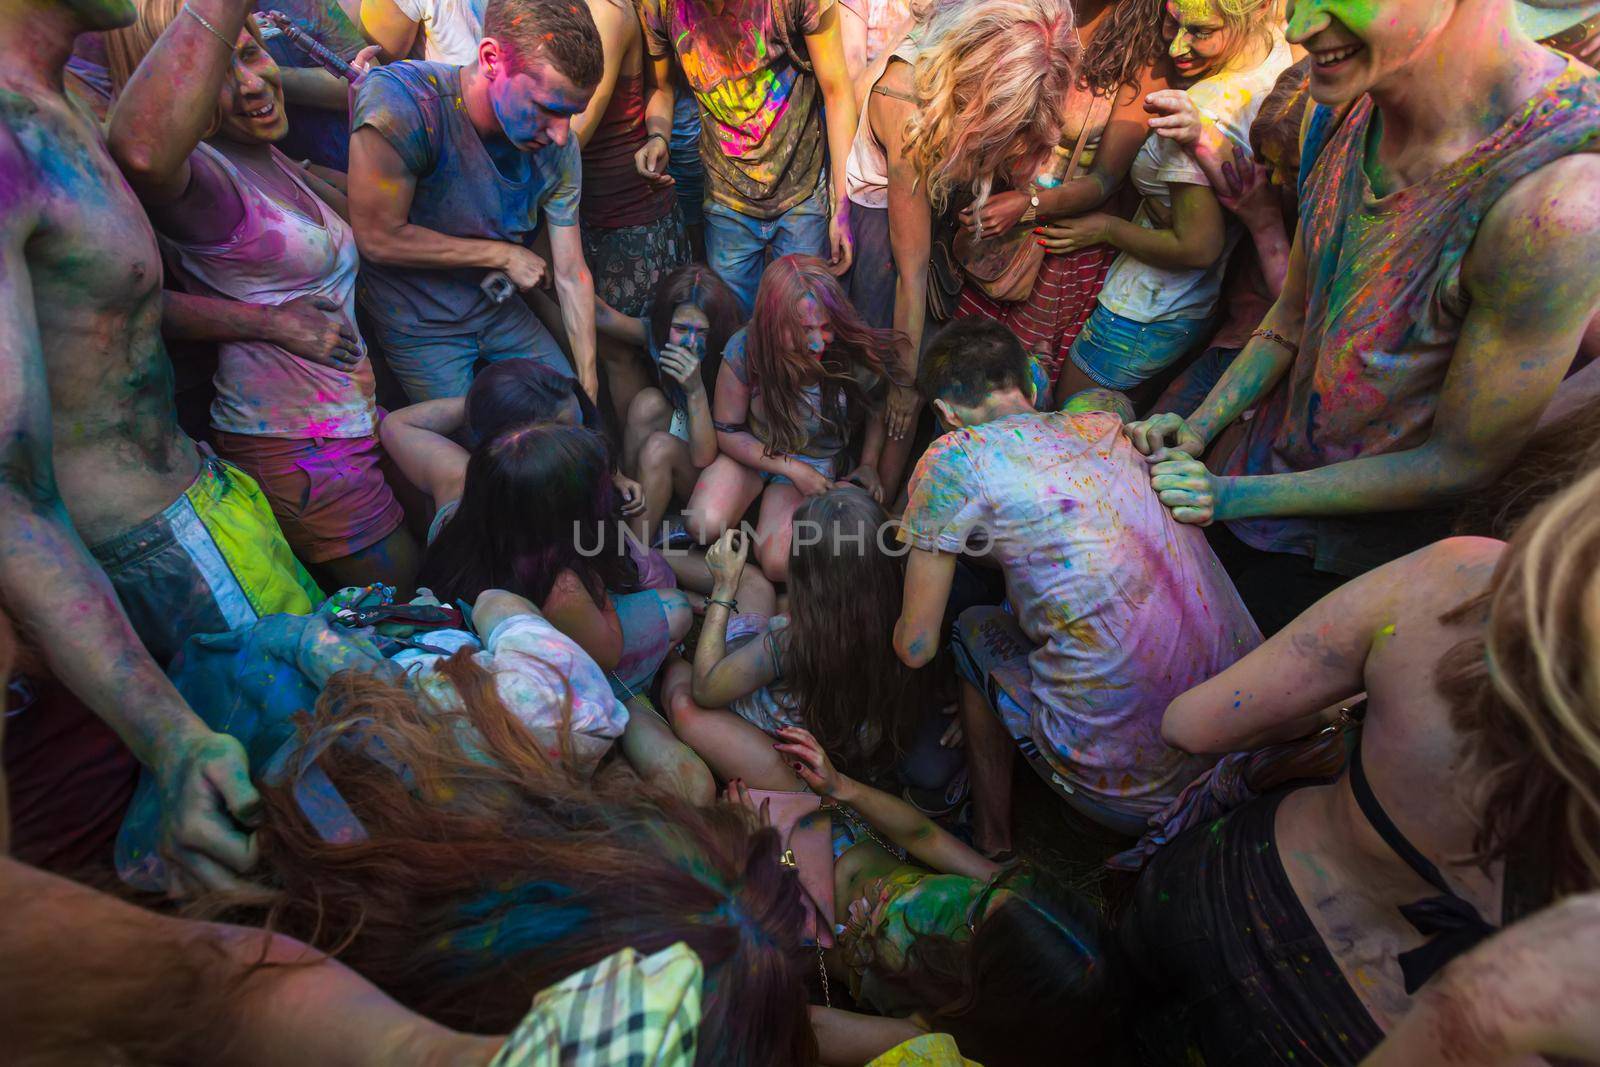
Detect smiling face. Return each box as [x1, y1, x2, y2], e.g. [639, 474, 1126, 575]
[215, 24, 289, 144]
[1287, 0, 1451, 105]
[1163, 0, 1235, 82]
[667, 303, 711, 357]
[482, 40, 592, 152]
[795, 294, 835, 357]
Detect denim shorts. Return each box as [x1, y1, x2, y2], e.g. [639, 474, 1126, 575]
[1067, 304, 1215, 391]
[368, 298, 571, 403]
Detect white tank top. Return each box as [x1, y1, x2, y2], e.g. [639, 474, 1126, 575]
[845, 35, 921, 210]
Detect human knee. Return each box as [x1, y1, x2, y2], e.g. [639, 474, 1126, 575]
[638, 431, 683, 475]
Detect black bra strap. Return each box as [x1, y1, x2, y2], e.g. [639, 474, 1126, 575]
[1348, 743, 1454, 897]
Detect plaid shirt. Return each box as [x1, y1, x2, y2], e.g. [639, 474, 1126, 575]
[490, 943, 702, 1067]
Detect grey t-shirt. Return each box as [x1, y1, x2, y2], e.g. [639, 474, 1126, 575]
[352, 62, 581, 337]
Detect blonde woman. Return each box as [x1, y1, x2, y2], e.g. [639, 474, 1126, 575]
[846, 0, 1082, 491]
[1119, 464, 1600, 1063]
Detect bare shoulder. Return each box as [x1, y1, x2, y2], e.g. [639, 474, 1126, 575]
[1391, 536, 1503, 620]
[1469, 153, 1600, 290]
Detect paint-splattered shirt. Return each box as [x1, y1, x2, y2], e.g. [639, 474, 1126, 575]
[352, 62, 582, 337]
[158, 142, 377, 439]
[1222, 59, 1600, 576]
[642, 0, 830, 218]
[899, 411, 1260, 810]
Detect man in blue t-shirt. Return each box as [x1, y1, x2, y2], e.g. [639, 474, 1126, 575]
[349, 0, 603, 402]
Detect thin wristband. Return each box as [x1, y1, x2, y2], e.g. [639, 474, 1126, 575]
[182, 3, 236, 49]
[643, 131, 668, 147]
[703, 596, 738, 612]
[1249, 326, 1299, 355]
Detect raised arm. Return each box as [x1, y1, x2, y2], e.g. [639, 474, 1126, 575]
[0, 138, 258, 892]
[776, 725, 997, 881]
[690, 531, 782, 707]
[378, 397, 470, 507]
[805, 4, 859, 274]
[107, 0, 252, 205]
[1155, 156, 1600, 527]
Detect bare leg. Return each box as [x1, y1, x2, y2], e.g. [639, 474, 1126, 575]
[960, 677, 1015, 856]
[683, 454, 764, 544]
[312, 526, 421, 597]
[660, 657, 803, 791]
[617, 693, 715, 805]
[753, 480, 806, 584]
[661, 548, 778, 616]
[599, 333, 652, 426]
[622, 387, 674, 473]
[633, 432, 698, 540]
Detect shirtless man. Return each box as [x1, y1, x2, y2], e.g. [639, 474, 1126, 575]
[0, 0, 321, 889]
[1127, 0, 1600, 635]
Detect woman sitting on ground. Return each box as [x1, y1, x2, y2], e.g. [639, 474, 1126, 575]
[737, 725, 1124, 1067]
[1120, 464, 1600, 1064]
[665, 497, 965, 814]
[685, 255, 903, 583]
[413, 423, 692, 711]
[594, 265, 744, 540]
[105, 2, 418, 591]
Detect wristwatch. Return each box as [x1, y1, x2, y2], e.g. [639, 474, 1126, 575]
[1020, 184, 1041, 226]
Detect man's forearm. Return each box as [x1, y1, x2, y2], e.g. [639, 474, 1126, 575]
[552, 258, 597, 392]
[0, 494, 207, 766]
[356, 223, 509, 272]
[1215, 441, 1497, 523]
[162, 291, 274, 344]
[643, 83, 674, 141]
[823, 100, 856, 214]
[1187, 329, 1298, 445]
[277, 67, 349, 111]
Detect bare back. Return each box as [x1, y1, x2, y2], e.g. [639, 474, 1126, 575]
[0, 81, 197, 545]
[1274, 539, 1505, 1030]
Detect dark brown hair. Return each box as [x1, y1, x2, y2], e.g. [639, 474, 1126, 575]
[242, 657, 817, 1066]
[485, 0, 604, 89]
[1078, 0, 1167, 93]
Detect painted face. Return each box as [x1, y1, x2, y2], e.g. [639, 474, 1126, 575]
[486, 46, 592, 152]
[1163, 0, 1232, 82]
[1286, 0, 1450, 105]
[795, 294, 834, 357]
[667, 303, 711, 357]
[215, 26, 289, 144]
[60, 0, 137, 32]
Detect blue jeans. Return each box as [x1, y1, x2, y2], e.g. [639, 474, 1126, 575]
[704, 184, 830, 314]
[370, 299, 570, 402]
[1067, 304, 1214, 392]
[668, 94, 704, 228]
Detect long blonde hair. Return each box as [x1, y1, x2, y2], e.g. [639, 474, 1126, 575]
[1439, 464, 1600, 897]
[902, 0, 1080, 211]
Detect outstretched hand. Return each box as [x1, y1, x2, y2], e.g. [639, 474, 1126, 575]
[156, 729, 262, 894]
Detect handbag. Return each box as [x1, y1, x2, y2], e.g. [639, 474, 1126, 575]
[953, 92, 1112, 303]
[926, 214, 964, 322]
[746, 787, 836, 948]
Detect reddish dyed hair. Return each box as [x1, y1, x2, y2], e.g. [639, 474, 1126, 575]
[235, 657, 817, 1066]
[744, 255, 906, 458]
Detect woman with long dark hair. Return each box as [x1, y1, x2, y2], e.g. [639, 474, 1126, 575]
[685, 256, 904, 583]
[594, 264, 746, 539]
[665, 489, 962, 810]
[1119, 464, 1600, 1064]
[416, 423, 692, 706]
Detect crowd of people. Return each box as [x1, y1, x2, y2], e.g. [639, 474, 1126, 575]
[5, 0, 1600, 1061]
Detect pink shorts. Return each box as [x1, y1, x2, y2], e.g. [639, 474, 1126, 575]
[213, 429, 404, 564]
